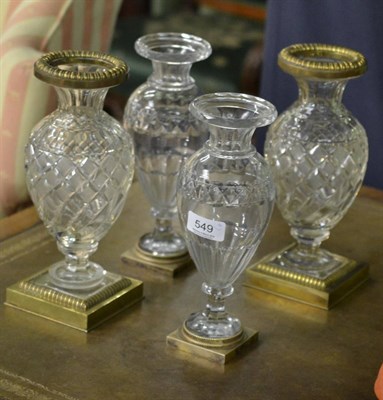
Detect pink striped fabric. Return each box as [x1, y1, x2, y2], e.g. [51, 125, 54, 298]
[0, 0, 123, 217]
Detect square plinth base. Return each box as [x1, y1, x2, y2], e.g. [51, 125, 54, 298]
[166, 327, 258, 365]
[5, 269, 144, 332]
[121, 246, 193, 277]
[245, 247, 369, 310]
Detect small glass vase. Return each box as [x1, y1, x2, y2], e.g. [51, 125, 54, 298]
[176, 93, 277, 343]
[25, 50, 135, 290]
[264, 43, 368, 279]
[123, 32, 211, 260]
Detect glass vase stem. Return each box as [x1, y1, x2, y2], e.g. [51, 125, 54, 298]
[205, 293, 226, 318]
[153, 218, 174, 239]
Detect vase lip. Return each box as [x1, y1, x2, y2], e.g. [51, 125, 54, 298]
[135, 32, 212, 64]
[278, 43, 367, 79]
[190, 92, 277, 129]
[34, 50, 128, 89]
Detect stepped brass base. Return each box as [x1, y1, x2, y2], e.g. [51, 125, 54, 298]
[121, 245, 193, 276]
[166, 324, 258, 364]
[245, 245, 369, 309]
[5, 269, 143, 332]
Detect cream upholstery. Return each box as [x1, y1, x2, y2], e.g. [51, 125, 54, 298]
[0, 0, 122, 217]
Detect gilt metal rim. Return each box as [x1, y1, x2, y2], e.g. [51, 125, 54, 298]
[34, 50, 128, 88]
[278, 43, 367, 79]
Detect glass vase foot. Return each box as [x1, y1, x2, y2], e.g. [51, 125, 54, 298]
[121, 230, 191, 276]
[121, 245, 192, 276]
[49, 261, 106, 290]
[245, 243, 369, 309]
[270, 243, 347, 279]
[137, 232, 188, 258]
[184, 311, 242, 340]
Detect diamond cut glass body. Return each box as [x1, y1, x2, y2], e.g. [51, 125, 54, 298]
[27, 108, 133, 245]
[264, 44, 368, 278]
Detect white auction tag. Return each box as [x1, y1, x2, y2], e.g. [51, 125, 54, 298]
[187, 211, 226, 242]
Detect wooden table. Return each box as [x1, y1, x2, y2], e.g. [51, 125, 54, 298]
[0, 183, 382, 400]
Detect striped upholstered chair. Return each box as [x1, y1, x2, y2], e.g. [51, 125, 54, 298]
[0, 0, 122, 218]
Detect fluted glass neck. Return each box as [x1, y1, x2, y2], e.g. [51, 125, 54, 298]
[56, 87, 108, 110]
[207, 127, 255, 153]
[190, 92, 277, 154]
[296, 78, 347, 105]
[148, 61, 195, 90]
[135, 32, 211, 90]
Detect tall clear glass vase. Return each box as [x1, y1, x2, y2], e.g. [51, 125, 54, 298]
[25, 50, 135, 290]
[123, 33, 211, 266]
[11, 51, 143, 331]
[247, 43, 369, 309]
[167, 93, 277, 362]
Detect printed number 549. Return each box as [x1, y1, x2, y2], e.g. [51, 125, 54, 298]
[194, 220, 213, 233]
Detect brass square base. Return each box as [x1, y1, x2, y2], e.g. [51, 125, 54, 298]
[121, 246, 193, 276]
[245, 246, 369, 310]
[5, 269, 144, 332]
[166, 326, 258, 365]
